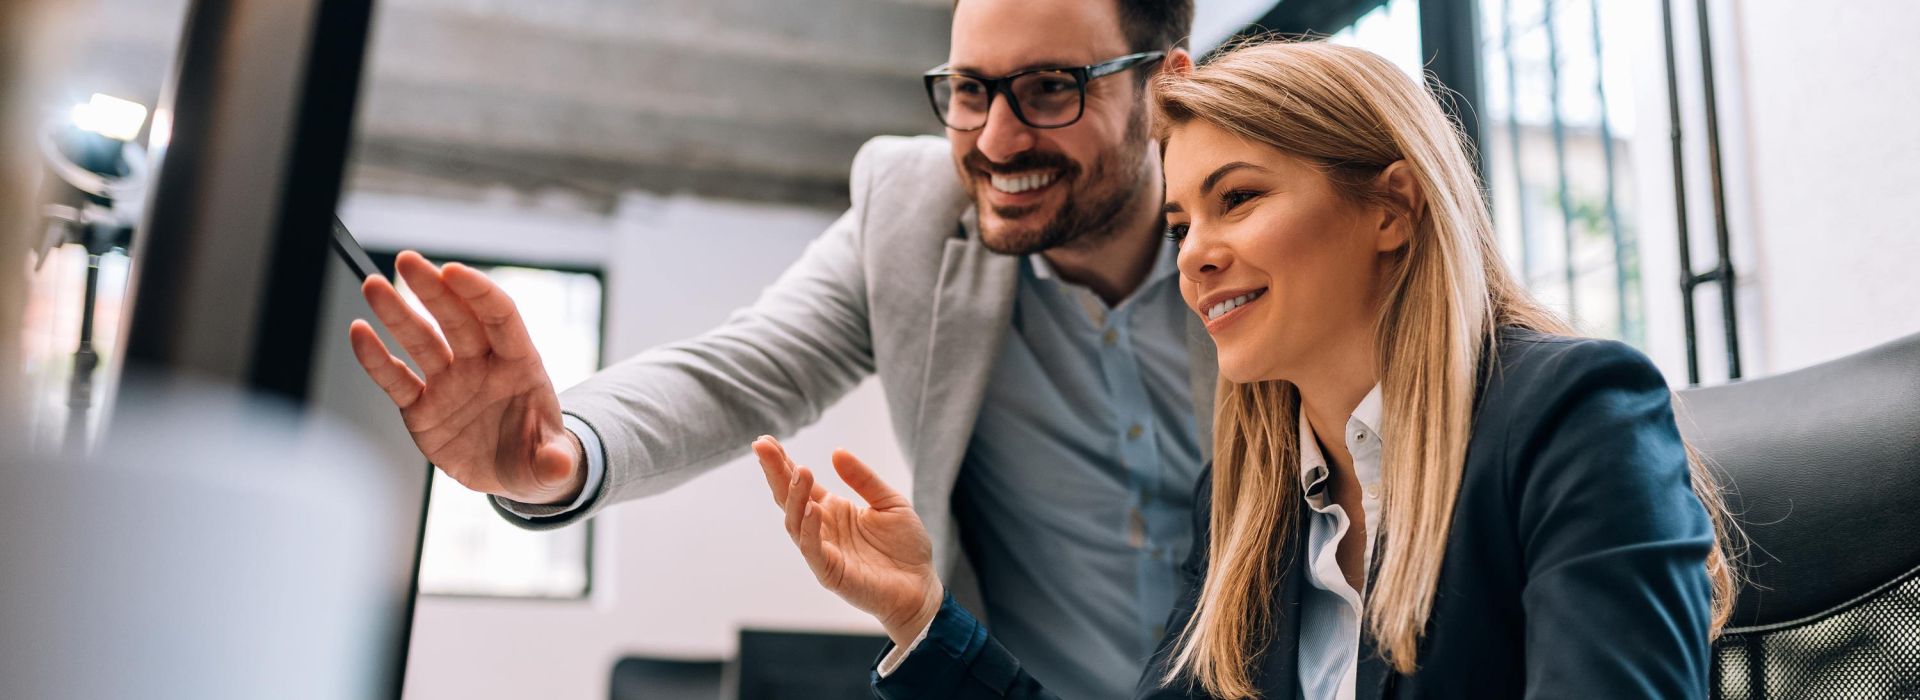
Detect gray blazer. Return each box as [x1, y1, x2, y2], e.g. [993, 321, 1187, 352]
[497, 135, 1217, 610]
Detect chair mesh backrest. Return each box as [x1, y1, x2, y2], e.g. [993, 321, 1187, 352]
[1711, 566, 1920, 700]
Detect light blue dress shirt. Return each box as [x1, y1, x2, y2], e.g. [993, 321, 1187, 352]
[559, 241, 1203, 700]
[1296, 385, 1384, 700]
[947, 241, 1205, 699]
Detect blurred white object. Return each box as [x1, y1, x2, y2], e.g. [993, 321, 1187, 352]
[0, 375, 427, 700]
[70, 93, 148, 142]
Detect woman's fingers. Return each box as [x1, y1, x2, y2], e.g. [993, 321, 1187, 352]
[361, 275, 452, 377]
[832, 449, 907, 511]
[395, 251, 491, 361]
[784, 466, 815, 540]
[797, 500, 831, 571]
[348, 320, 425, 408]
[753, 437, 792, 506]
[754, 436, 832, 507]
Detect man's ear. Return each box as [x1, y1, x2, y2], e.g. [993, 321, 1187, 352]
[1374, 160, 1423, 252]
[1164, 47, 1195, 76]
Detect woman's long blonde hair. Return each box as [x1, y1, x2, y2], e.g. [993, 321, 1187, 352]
[1152, 40, 1736, 697]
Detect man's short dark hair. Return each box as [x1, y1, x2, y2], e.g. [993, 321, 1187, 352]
[954, 0, 1194, 52]
[1118, 0, 1194, 52]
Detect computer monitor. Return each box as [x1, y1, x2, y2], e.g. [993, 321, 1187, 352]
[30, 0, 432, 697]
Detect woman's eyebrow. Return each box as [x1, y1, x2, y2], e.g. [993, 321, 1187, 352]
[1201, 161, 1268, 196]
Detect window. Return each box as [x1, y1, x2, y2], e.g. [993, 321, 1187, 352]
[1328, 0, 1424, 81]
[1478, 0, 1646, 346]
[384, 254, 605, 598]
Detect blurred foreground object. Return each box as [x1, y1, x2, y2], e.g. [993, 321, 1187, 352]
[33, 91, 151, 453]
[0, 376, 420, 700]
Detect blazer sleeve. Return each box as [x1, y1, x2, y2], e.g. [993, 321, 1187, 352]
[492, 139, 889, 528]
[1508, 340, 1717, 699]
[870, 468, 1216, 700]
[871, 593, 1062, 700]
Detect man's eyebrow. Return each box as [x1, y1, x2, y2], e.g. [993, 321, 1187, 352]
[1201, 162, 1267, 196]
[946, 58, 1087, 76]
[1162, 201, 1184, 215]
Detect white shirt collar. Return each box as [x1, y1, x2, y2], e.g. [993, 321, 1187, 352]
[1298, 384, 1385, 504]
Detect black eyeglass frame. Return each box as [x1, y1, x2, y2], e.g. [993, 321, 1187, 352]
[921, 50, 1167, 131]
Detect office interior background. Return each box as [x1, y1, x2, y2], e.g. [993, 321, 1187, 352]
[9, 0, 1918, 698]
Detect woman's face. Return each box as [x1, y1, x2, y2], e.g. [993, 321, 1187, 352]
[1163, 120, 1410, 384]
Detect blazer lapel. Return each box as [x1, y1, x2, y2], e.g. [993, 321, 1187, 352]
[911, 214, 1019, 591]
[1355, 530, 1397, 699]
[1355, 636, 1394, 699]
[1249, 509, 1312, 699]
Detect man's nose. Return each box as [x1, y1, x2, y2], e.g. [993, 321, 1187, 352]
[974, 94, 1036, 163]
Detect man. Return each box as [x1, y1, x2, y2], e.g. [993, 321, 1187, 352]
[349, 1, 1205, 696]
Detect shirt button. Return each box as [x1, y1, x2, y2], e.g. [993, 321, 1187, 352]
[1353, 430, 1368, 444]
[1103, 328, 1118, 346]
[1365, 485, 1380, 500]
[1127, 423, 1144, 440]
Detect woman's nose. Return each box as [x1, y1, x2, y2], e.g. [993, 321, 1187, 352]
[1176, 225, 1230, 279]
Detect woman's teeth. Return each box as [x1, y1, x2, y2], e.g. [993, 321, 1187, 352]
[990, 171, 1058, 194]
[1206, 290, 1266, 321]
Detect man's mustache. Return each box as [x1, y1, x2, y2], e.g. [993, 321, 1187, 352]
[962, 148, 1079, 178]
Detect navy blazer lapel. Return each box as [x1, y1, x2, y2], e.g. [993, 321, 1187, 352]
[1355, 519, 1397, 699]
[1355, 633, 1394, 699]
[1255, 509, 1313, 700]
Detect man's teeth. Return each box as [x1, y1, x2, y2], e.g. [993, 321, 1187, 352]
[990, 171, 1058, 194]
[1206, 290, 1266, 321]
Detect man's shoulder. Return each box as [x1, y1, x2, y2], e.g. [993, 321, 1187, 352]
[852, 134, 955, 179]
[850, 135, 968, 214]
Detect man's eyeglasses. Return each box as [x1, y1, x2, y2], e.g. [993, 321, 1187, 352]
[922, 51, 1166, 131]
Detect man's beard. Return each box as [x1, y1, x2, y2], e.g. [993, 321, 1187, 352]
[966, 105, 1152, 257]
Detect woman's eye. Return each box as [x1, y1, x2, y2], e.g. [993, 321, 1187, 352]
[1222, 190, 1258, 211]
[1163, 223, 1189, 244]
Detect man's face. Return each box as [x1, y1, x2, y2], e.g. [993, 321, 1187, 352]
[946, 0, 1156, 256]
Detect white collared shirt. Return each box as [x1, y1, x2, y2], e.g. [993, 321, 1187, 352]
[1296, 384, 1385, 700]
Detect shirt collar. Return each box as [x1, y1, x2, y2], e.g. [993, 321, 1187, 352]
[1297, 384, 1385, 503]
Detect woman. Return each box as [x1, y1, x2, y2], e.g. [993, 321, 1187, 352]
[751, 40, 1734, 699]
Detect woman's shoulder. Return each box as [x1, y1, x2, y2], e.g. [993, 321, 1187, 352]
[1486, 327, 1669, 402]
[1476, 327, 1678, 461]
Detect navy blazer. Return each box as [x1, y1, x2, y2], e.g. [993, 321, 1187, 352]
[874, 329, 1717, 699]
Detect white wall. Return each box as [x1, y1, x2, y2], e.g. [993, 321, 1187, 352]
[333, 190, 908, 700]
[1594, 0, 1920, 385]
[1725, 0, 1920, 375]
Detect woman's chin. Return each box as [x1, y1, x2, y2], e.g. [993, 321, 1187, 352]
[1216, 343, 1291, 385]
[1215, 360, 1268, 385]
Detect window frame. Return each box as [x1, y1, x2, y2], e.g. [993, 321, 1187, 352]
[368, 248, 607, 602]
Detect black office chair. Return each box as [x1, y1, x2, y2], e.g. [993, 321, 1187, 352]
[1675, 331, 1920, 700]
[608, 656, 725, 699]
[736, 628, 890, 699]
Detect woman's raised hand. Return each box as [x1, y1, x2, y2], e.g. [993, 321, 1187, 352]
[752, 437, 942, 647]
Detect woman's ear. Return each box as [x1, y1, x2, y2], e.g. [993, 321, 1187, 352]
[1164, 48, 1195, 76]
[1373, 160, 1423, 252]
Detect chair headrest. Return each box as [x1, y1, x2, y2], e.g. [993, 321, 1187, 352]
[1676, 331, 1920, 628]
